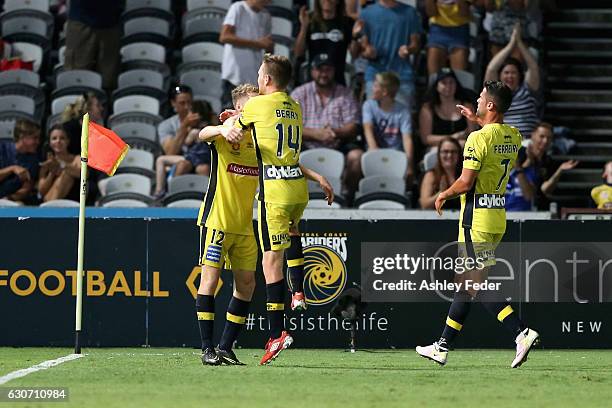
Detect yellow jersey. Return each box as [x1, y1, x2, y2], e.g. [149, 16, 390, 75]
[460, 123, 522, 234]
[196, 129, 259, 235]
[237, 92, 309, 205]
[591, 184, 612, 209]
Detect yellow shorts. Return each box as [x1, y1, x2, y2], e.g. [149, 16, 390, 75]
[458, 227, 503, 267]
[257, 201, 307, 252]
[199, 226, 258, 271]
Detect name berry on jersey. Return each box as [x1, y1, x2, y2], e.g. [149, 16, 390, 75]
[276, 109, 298, 120]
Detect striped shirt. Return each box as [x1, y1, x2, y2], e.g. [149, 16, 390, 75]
[504, 82, 539, 138]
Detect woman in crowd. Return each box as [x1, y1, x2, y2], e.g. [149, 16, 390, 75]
[37, 124, 80, 202]
[294, 0, 354, 85]
[484, 23, 540, 138]
[61, 92, 105, 154]
[419, 137, 462, 209]
[419, 68, 476, 149]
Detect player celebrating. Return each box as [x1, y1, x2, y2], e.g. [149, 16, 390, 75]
[416, 80, 539, 368]
[225, 54, 317, 365]
[194, 84, 260, 366]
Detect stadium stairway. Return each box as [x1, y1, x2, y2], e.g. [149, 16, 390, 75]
[542, 0, 612, 207]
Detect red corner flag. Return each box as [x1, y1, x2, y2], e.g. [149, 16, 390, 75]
[87, 121, 129, 176]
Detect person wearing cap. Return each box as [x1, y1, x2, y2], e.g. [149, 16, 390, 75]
[419, 68, 477, 149]
[291, 53, 362, 197]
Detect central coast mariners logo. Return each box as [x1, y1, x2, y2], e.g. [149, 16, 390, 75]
[297, 233, 348, 306]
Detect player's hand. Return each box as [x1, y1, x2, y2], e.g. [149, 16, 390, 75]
[219, 109, 238, 123]
[559, 160, 579, 171]
[434, 194, 446, 216]
[298, 6, 310, 27]
[319, 176, 335, 206]
[11, 165, 30, 183]
[456, 104, 477, 123]
[398, 45, 411, 59]
[222, 127, 243, 144]
[259, 35, 275, 53]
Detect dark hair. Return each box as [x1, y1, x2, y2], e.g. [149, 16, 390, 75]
[312, 0, 345, 25]
[425, 69, 470, 107]
[262, 53, 293, 90]
[170, 84, 193, 100]
[484, 80, 512, 114]
[191, 100, 214, 125]
[13, 118, 40, 141]
[433, 137, 462, 188]
[498, 57, 525, 83]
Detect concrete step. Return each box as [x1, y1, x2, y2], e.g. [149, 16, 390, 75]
[555, 0, 612, 8]
[543, 115, 612, 129]
[545, 101, 612, 113]
[561, 168, 603, 182]
[552, 154, 612, 163]
[553, 9, 612, 23]
[575, 142, 612, 155]
[544, 38, 612, 51]
[548, 64, 612, 76]
[544, 22, 612, 38]
[546, 50, 612, 64]
[547, 77, 612, 90]
[547, 89, 612, 103]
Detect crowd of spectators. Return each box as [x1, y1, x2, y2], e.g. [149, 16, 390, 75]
[1, 0, 597, 212]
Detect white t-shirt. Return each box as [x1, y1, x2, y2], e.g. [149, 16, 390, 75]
[221, 1, 271, 85]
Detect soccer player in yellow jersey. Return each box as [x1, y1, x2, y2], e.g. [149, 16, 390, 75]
[194, 84, 260, 366]
[591, 161, 612, 209]
[416, 81, 539, 368]
[225, 54, 327, 365]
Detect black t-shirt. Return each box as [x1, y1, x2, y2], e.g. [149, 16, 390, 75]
[68, 0, 123, 29]
[306, 15, 354, 85]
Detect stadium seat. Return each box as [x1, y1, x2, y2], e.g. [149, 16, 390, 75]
[0, 198, 21, 206]
[39, 199, 80, 207]
[1, 14, 52, 48]
[0, 120, 15, 140]
[113, 95, 160, 116]
[354, 175, 410, 208]
[180, 69, 223, 98]
[11, 42, 43, 72]
[358, 200, 405, 210]
[422, 150, 437, 172]
[112, 122, 161, 156]
[267, 0, 293, 19]
[101, 198, 150, 207]
[181, 42, 224, 69]
[0, 69, 39, 88]
[98, 173, 153, 206]
[274, 43, 290, 59]
[166, 199, 202, 208]
[0, 95, 35, 117]
[182, 8, 225, 44]
[122, 17, 172, 46]
[0, 70, 44, 120]
[300, 148, 344, 180]
[187, 0, 231, 11]
[163, 174, 208, 204]
[271, 16, 293, 45]
[3, 0, 50, 12]
[52, 69, 105, 101]
[113, 69, 166, 101]
[361, 149, 407, 178]
[122, 0, 173, 22]
[121, 42, 166, 63]
[53, 45, 65, 74]
[51, 95, 79, 116]
[117, 148, 155, 178]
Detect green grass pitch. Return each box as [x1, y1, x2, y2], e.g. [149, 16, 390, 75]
[1, 348, 612, 408]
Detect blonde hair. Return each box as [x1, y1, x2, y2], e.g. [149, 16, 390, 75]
[231, 83, 259, 107]
[375, 72, 400, 97]
[61, 92, 98, 122]
[262, 53, 292, 90]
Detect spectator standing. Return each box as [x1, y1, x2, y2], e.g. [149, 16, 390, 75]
[419, 136, 462, 209]
[0, 119, 41, 203]
[591, 161, 612, 209]
[419, 68, 477, 149]
[64, 0, 122, 91]
[362, 72, 414, 181]
[484, 23, 540, 138]
[486, 0, 529, 57]
[37, 125, 80, 202]
[219, 0, 273, 108]
[295, 0, 354, 85]
[291, 53, 362, 195]
[425, 0, 472, 76]
[356, 0, 422, 108]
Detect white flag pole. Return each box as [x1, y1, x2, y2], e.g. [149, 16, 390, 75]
[75, 113, 89, 354]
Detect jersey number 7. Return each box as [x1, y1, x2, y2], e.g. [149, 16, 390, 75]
[275, 123, 301, 157]
[496, 158, 511, 191]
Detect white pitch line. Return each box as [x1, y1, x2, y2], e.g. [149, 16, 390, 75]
[0, 354, 84, 385]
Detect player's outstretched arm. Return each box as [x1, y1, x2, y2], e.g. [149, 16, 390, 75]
[199, 125, 224, 143]
[299, 165, 335, 205]
[435, 168, 478, 215]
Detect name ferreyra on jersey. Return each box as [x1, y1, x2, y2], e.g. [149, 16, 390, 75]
[238, 92, 309, 205]
[460, 123, 522, 234]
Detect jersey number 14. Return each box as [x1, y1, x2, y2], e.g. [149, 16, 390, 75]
[275, 123, 301, 157]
